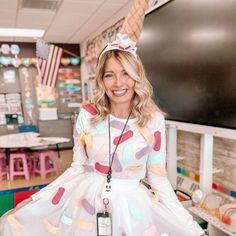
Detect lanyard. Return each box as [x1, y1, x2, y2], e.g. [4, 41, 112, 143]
[106, 112, 131, 184]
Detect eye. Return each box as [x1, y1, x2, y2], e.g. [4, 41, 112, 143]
[103, 73, 115, 79]
[122, 71, 129, 77]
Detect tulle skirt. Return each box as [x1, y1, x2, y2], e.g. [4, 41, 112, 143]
[0, 172, 200, 236]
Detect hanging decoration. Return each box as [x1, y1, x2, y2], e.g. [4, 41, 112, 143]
[0, 56, 11, 66]
[21, 58, 32, 67]
[60, 58, 70, 66]
[21, 67, 34, 123]
[84, 18, 124, 76]
[0, 43, 21, 67]
[1, 44, 10, 54]
[0, 55, 80, 67]
[11, 58, 21, 68]
[0, 43, 80, 68]
[70, 57, 80, 65]
[31, 58, 38, 65]
[10, 44, 20, 55]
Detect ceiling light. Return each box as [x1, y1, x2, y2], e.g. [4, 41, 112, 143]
[0, 28, 45, 38]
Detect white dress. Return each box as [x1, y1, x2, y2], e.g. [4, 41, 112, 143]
[0, 104, 204, 236]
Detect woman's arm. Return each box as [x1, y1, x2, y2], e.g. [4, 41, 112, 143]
[146, 113, 204, 235]
[30, 107, 89, 200]
[7, 107, 91, 215]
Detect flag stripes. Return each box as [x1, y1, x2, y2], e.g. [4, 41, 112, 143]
[37, 45, 63, 87]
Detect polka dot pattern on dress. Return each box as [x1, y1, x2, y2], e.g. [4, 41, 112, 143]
[83, 104, 97, 115]
[52, 187, 65, 205]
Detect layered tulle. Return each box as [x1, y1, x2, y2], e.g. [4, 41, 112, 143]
[1, 171, 202, 236]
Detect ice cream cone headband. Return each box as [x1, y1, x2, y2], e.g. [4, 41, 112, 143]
[98, 33, 137, 61]
[98, 0, 149, 62]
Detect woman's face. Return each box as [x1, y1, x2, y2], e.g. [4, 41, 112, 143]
[103, 56, 135, 108]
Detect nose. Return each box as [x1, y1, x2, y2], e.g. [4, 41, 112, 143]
[116, 77, 121, 86]
[114, 75, 122, 86]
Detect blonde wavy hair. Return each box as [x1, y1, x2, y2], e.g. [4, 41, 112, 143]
[91, 49, 162, 127]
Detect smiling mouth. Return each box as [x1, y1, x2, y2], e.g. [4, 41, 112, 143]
[112, 89, 127, 96]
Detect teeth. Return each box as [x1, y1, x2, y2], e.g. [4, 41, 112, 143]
[113, 89, 127, 95]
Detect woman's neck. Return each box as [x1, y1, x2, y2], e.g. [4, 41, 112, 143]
[110, 105, 132, 119]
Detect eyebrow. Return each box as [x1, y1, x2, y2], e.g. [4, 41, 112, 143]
[104, 69, 126, 73]
[104, 71, 114, 73]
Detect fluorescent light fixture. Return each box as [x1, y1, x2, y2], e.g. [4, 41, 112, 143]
[0, 28, 45, 37]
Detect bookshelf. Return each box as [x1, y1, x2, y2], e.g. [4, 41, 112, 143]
[166, 121, 236, 236]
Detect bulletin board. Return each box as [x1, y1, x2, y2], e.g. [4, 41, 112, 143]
[57, 66, 82, 116]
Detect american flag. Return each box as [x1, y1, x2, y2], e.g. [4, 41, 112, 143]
[37, 43, 63, 88]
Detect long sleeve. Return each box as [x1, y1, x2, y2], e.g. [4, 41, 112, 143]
[146, 113, 204, 235]
[31, 108, 88, 200]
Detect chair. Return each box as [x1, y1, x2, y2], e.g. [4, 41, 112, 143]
[9, 152, 30, 181]
[33, 150, 60, 180]
[14, 151, 34, 174]
[0, 152, 7, 181]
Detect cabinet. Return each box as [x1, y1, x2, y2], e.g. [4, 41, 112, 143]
[0, 67, 21, 93]
[0, 67, 25, 132]
[0, 66, 39, 134]
[166, 121, 236, 236]
[189, 207, 236, 236]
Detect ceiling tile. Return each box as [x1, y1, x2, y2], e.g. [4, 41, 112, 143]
[58, 0, 103, 15]
[0, 10, 16, 27]
[69, 22, 101, 43]
[0, 0, 133, 43]
[106, 0, 130, 4]
[17, 10, 55, 28]
[91, 4, 121, 18]
[62, 0, 104, 3]
[0, 0, 18, 9]
[49, 12, 88, 30]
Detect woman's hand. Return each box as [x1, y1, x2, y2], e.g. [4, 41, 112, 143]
[6, 197, 32, 216]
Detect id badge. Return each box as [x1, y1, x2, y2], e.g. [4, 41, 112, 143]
[96, 212, 112, 236]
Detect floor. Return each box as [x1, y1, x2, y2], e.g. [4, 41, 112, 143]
[0, 149, 73, 191]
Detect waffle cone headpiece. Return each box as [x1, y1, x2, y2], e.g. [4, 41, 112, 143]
[120, 0, 149, 42]
[99, 0, 149, 60]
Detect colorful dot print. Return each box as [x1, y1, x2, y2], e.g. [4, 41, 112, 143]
[83, 104, 97, 115]
[52, 187, 65, 205]
[113, 130, 133, 145]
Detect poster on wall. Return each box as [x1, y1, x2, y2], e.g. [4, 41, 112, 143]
[57, 67, 82, 116]
[3, 69, 16, 83]
[84, 18, 124, 76]
[36, 85, 57, 108]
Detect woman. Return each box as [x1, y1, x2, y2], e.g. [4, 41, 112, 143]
[0, 34, 204, 236]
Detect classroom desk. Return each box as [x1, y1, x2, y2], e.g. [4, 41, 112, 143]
[0, 132, 70, 160]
